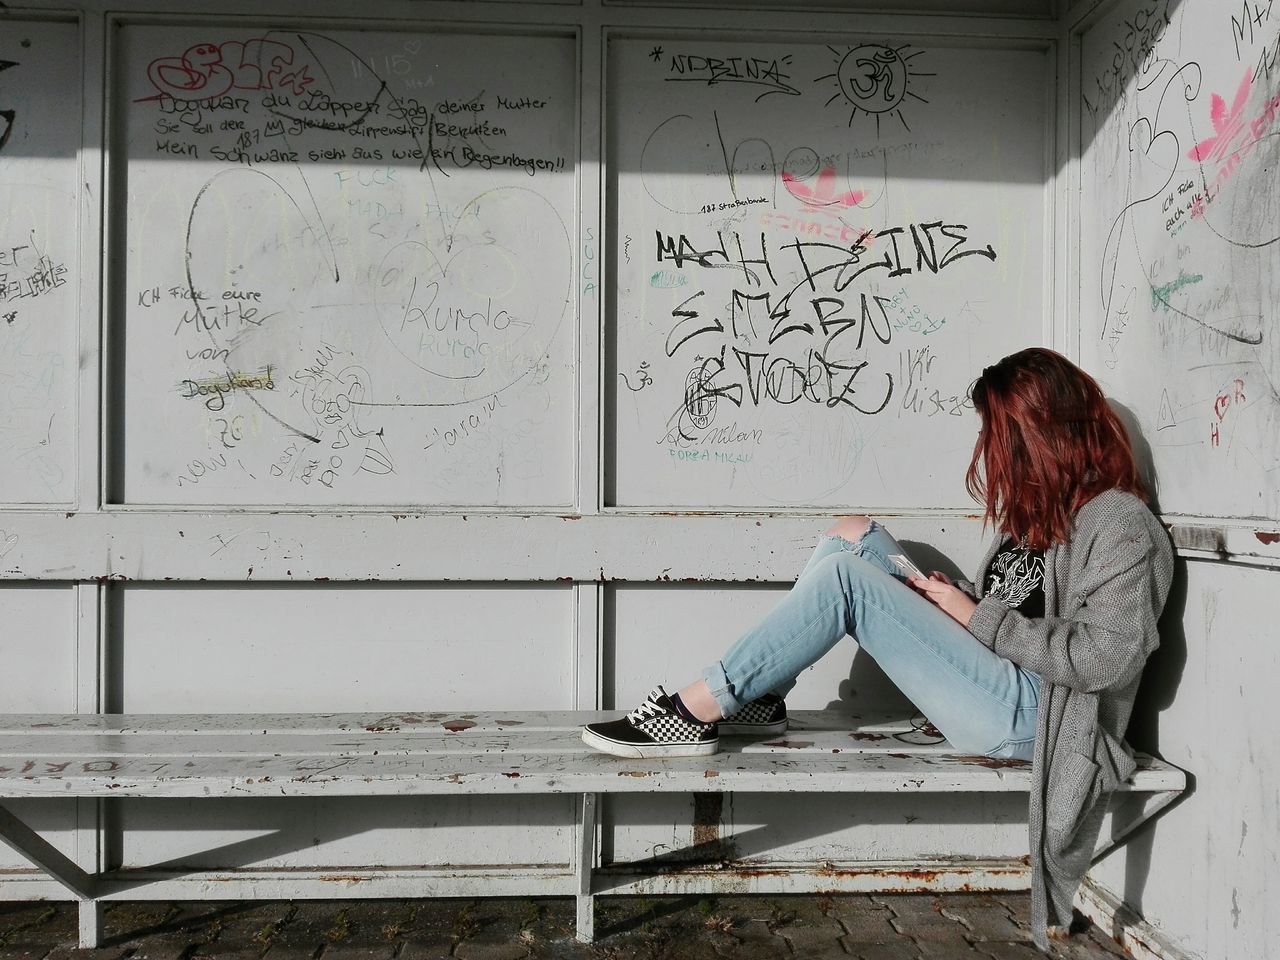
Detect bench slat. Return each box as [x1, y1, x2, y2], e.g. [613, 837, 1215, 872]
[0, 750, 1181, 797]
[0, 729, 1004, 758]
[0, 712, 1185, 799]
[0, 711, 910, 736]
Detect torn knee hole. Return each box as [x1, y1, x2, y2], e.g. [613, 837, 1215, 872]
[826, 515, 872, 542]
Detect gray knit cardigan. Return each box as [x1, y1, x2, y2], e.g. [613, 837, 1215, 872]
[964, 490, 1174, 952]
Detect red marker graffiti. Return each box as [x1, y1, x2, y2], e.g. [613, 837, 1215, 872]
[137, 38, 315, 102]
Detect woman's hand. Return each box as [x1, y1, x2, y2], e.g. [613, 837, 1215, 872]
[909, 573, 978, 627]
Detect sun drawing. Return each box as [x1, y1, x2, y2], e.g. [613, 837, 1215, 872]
[818, 44, 933, 134]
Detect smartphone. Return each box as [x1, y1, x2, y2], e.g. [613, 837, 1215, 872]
[888, 554, 926, 580]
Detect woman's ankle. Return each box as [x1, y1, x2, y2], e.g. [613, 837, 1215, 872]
[676, 680, 723, 723]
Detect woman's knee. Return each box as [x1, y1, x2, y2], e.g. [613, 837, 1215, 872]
[825, 515, 872, 543]
[814, 550, 883, 595]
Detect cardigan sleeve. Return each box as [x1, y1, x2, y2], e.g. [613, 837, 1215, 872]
[966, 517, 1162, 692]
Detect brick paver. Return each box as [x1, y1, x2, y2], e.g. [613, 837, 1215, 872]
[874, 895, 971, 942]
[844, 943, 925, 960]
[937, 894, 1028, 942]
[976, 943, 1044, 960]
[990, 894, 1033, 932]
[320, 944, 399, 959]
[777, 913, 847, 959]
[825, 894, 900, 944]
[0, 895, 1137, 959]
[0, 905, 74, 950]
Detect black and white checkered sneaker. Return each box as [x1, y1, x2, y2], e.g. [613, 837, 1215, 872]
[719, 693, 788, 736]
[581, 686, 719, 758]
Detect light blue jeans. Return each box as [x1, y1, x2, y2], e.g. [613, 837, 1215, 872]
[701, 521, 1041, 760]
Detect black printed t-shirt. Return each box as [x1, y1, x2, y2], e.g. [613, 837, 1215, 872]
[984, 539, 1047, 619]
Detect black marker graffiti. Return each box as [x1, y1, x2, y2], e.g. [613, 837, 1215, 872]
[816, 44, 934, 136]
[653, 222, 997, 442]
[1082, 0, 1173, 118]
[665, 53, 800, 101]
[620, 361, 654, 392]
[0, 60, 18, 154]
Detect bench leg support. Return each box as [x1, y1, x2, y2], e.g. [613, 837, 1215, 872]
[0, 801, 98, 899]
[1092, 790, 1183, 864]
[79, 899, 104, 949]
[576, 792, 598, 943]
[0, 802, 102, 948]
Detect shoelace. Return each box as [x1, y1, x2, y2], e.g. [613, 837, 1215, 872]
[626, 694, 666, 725]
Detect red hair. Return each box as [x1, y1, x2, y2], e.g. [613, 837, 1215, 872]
[965, 348, 1147, 550]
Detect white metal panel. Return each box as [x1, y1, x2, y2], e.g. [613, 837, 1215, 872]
[0, 512, 997, 580]
[105, 584, 575, 872]
[114, 22, 579, 507]
[1086, 560, 1280, 960]
[113, 795, 573, 870]
[1076, 0, 1280, 520]
[0, 585, 78, 712]
[111, 584, 575, 711]
[608, 36, 1051, 509]
[606, 0, 1056, 14]
[0, 584, 79, 869]
[0, 19, 81, 506]
[604, 793, 1029, 866]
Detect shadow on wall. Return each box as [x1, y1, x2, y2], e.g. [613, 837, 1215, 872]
[1110, 401, 1160, 514]
[1107, 401, 1193, 915]
[1118, 555, 1192, 915]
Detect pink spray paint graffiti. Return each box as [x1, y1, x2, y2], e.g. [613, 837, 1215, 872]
[1186, 69, 1280, 220]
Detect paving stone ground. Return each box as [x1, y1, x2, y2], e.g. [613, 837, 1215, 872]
[0, 895, 1132, 960]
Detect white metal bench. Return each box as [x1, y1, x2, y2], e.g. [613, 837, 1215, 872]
[0, 711, 1186, 948]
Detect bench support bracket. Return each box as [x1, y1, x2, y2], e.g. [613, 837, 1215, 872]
[1092, 789, 1184, 864]
[0, 801, 101, 947]
[575, 791, 598, 942]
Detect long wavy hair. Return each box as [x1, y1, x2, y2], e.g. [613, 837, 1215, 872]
[966, 348, 1147, 550]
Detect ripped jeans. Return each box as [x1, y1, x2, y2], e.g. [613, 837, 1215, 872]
[701, 521, 1040, 760]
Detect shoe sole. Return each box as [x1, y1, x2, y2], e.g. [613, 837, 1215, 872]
[719, 719, 788, 736]
[581, 727, 719, 759]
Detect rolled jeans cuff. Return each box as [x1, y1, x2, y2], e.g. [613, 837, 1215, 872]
[700, 660, 742, 717]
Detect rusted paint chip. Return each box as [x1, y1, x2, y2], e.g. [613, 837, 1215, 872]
[501, 771, 521, 778]
[442, 720, 476, 733]
[850, 732, 888, 741]
[953, 755, 1028, 769]
[367, 713, 433, 731]
[1256, 531, 1280, 545]
[617, 770, 651, 777]
[763, 739, 814, 749]
[703, 770, 720, 778]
